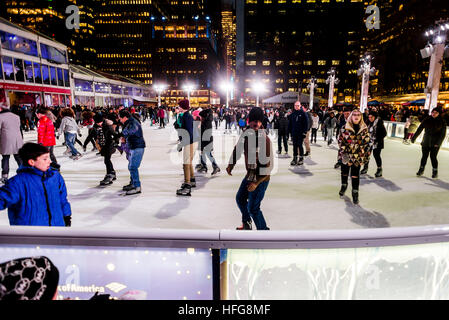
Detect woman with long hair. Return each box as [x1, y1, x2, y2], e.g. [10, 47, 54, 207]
[337, 109, 371, 204]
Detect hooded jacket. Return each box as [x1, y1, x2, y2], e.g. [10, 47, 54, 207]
[0, 166, 71, 226]
[37, 116, 56, 147]
[122, 116, 146, 150]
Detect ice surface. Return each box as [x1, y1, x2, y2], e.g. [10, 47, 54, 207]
[0, 121, 448, 231]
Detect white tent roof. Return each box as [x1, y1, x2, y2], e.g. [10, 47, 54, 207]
[262, 91, 320, 104]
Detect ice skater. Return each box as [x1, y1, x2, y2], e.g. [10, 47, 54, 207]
[411, 107, 447, 179]
[337, 109, 371, 205]
[226, 107, 273, 230]
[362, 111, 387, 177]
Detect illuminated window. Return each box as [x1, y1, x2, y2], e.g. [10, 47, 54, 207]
[332, 60, 340, 66]
[262, 61, 270, 66]
[276, 61, 284, 66]
[246, 61, 256, 66]
[246, 52, 256, 57]
[318, 60, 326, 66]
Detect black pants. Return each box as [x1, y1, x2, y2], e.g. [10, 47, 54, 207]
[83, 128, 96, 149]
[214, 120, 218, 130]
[103, 153, 115, 174]
[2, 154, 22, 176]
[292, 138, 304, 158]
[373, 148, 382, 168]
[159, 117, 165, 127]
[278, 134, 288, 153]
[225, 121, 231, 130]
[420, 146, 439, 169]
[47, 146, 58, 165]
[311, 128, 318, 143]
[341, 164, 360, 191]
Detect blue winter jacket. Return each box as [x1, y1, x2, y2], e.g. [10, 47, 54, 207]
[122, 116, 146, 150]
[0, 166, 72, 226]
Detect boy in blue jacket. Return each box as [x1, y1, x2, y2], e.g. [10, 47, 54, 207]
[0, 143, 72, 226]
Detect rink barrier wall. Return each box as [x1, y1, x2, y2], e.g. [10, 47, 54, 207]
[2, 225, 449, 249]
[384, 121, 449, 150]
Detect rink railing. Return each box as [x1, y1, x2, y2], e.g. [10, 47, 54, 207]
[2, 226, 449, 299]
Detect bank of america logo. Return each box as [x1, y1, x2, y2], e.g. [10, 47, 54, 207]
[106, 282, 127, 293]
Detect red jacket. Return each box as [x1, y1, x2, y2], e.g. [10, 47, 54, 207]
[157, 109, 165, 118]
[38, 116, 56, 147]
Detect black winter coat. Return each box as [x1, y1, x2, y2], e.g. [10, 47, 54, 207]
[273, 113, 289, 136]
[199, 108, 213, 149]
[288, 109, 308, 141]
[412, 116, 447, 148]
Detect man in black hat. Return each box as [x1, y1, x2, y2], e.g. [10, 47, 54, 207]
[411, 107, 447, 179]
[226, 107, 273, 230]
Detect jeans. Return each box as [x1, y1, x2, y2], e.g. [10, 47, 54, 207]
[1, 154, 22, 176]
[128, 148, 145, 187]
[327, 128, 334, 145]
[200, 149, 218, 169]
[65, 132, 80, 156]
[236, 177, 270, 230]
[341, 164, 361, 191]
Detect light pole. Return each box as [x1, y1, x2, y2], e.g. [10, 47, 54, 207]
[252, 81, 266, 107]
[154, 84, 167, 107]
[326, 68, 340, 109]
[220, 81, 234, 108]
[422, 19, 449, 114]
[307, 76, 317, 110]
[357, 53, 376, 113]
[183, 83, 195, 101]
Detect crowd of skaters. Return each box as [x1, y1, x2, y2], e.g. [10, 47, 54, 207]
[0, 99, 446, 231]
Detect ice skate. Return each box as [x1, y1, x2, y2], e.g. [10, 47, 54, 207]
[211, 167, 221, 175]
[339, 184, 348, 197]
[352, 190, 359, 205]
[375, 167, 383, 178]
[290, 157, 298, 166]
[416, 167, 424, 176]
[125, 186, 141, 195]
[100, 174, 114, 186]
[176, 183, 192, 196]
[236, 221, 252, 230]
[432, 168, 438, 179]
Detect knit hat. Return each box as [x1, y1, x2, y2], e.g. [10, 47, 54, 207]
[178, 99, 190, 111]
[248, 107, 265, 123]
[432, 107, 442, 114]
[93, 114, 104, 123]
[0, 256, 59, 300]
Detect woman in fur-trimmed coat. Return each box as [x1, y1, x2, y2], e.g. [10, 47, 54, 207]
[337, 109, 371, 205]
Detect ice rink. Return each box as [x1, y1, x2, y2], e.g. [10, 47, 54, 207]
[1, 120, 449, 230]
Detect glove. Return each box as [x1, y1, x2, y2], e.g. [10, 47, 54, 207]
[177, 144, 183, 152]
[56, 135, 60, 140]
[64, 215, 72, 227]
[78, 133, 82, 137]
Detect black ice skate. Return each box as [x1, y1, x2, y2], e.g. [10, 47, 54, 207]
[432, 168, 438, 179]
[416, 167, 424, 176]
[122, 182, 134, 191]
[176, 183, 192, 196]
[339, 184, 348, 197]
[360, 166, 368, 175]
[290, 157, 298, 166]
[198, 166, 208, 174]
[100, 174, 114, 186]
[352, 190, 359, 205]
[297, 157, 304, 166]
[375, 167, 383, 178]
[125, 186, 141, 195]
[211, 167, 221, 175]
[236, 221, 252, 230]
[190, 178, 197, 188]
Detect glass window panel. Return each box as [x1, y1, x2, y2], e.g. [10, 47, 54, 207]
[110, 84, 122, 94]
[63, 69, 70, 87]
[14, 58, 24, 82]
[42, 65, 50, 85]
[24, 60, 34, 83]
[33, 62, 42, 84]
[74, 79, 93, 92]
[95, 82, 110, 93]
[57, 68, 64, 86]
[2, 57, 14, 80]
[0, 31, 39, 56]
[40, 43, 67, 64]
[50, 66, 57, 86]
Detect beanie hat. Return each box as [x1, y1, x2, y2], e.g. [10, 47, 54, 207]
[248, 107, 265, 123]
[178, 99, 190, 111]
[369, 111, 378, 118]
[432, 107, 442, 114]
[93, 114, 104, 123]
[0, 256, 59, 300]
